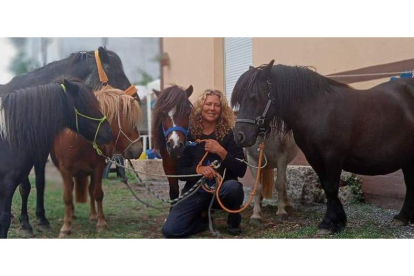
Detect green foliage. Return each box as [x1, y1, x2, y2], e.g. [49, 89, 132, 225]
[347, 174, 365, 203]
[135, 68, 154, 86]
[9, 52, 39, 75]
[8, 38, 40, 75]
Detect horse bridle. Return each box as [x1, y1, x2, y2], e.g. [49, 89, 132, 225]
[163, 125, 189, 142]
[61, 84, 107, 156]
[235, 78, 274, 137]
[113, 103, 141, 155]
[94, 50, 137, 97]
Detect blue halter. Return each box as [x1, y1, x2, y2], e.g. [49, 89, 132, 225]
[163, 126, 189, 139]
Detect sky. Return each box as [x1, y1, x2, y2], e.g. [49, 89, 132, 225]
[0, 38, 16, 84]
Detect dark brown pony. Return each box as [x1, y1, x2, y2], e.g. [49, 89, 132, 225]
[232, 60, 414, 234]
[51, 87, 142, 237]
[152, 85, 193, 200]
[0, 79, 112, 238]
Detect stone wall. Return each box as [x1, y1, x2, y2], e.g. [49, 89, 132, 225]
[127, 160, 357, 205]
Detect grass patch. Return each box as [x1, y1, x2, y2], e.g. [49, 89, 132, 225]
[7, 173, 403, 239]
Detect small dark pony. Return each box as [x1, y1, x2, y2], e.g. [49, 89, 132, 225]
[152, 85, 193, 200]
[0, 79, 112, 238]
[232, 60, 414, 234]
[51, 86, 143, 237]
[0, 47, 136, 237]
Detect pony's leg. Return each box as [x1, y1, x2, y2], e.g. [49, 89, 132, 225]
[18, 177, 34, 237]
[91, 168, 107, 232]
[250, 167, 263, 225]
[393, 161, 414, 226]
[88, 176, 98, 222]
[275, 156, 289, 221]
[34, 160, 51, 231]
[0, 181, 19, 239]
[160, 151, 179, 200]
[59, 171, 74, 238]
[314, 161, 346, 235]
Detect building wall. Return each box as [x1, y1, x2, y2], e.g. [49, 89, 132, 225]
[162, 37, 224, 103]
[253, 38, 414, 89]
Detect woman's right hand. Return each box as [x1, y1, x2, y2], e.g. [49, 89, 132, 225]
[197, 165, 216, 179]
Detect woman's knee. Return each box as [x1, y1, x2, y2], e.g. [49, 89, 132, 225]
[222, 180, 244, 196]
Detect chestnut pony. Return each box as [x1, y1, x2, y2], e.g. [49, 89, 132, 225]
[152, 85, 193, 200]
[51, 87, 142, 237]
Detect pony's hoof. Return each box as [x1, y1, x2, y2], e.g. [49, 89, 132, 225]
[285, 206, 294, 214]
[96, 222, 108, 233]
[315, 228, 332, 236]
[18, 228, 35, 238]
[58, 230, 71, 238]
[249, 217, 263, 226]
[276, 213, 288, 222]
[392, 218, 408, 226]
[36, 223, 51, 232]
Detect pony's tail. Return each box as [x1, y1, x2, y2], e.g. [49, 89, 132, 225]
[75, 176, 89, 203]
[261, 168, 274, 199]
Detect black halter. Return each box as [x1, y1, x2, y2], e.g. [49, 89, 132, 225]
[235, 77, 274, 137]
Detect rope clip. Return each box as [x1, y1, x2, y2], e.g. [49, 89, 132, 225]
[210, 160, 221, 170]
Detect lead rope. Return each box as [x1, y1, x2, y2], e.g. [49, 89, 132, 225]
[215, 142, 265, 213]
[195, 140, 265, 213]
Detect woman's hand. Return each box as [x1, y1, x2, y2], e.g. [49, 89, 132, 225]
[204, 139, 227, 159]
[197, 165, 216, 179]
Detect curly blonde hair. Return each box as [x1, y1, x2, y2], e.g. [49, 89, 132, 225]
[190, 89, 235, 141]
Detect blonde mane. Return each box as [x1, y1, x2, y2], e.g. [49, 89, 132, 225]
[95, 86, 142, 129]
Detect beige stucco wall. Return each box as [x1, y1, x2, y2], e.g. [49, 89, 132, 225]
[162, 38, 224, 102]
[253, 38, 414, 89]
[162, 37, 414, 94]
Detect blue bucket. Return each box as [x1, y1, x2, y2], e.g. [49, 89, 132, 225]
[146, 149, 161, 159]
[400, 72, 413, 79]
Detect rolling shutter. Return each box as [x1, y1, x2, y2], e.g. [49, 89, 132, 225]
[224, 38, 253, 100]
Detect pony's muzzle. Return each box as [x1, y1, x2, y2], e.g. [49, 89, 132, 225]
[124, 141, 143, 159]
[166, 141, 185, 158]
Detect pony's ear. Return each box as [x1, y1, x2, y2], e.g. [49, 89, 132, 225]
[263, 60, 275, 77]
[98, 46, 110, 64]
[63, 79, 79, 96]
[249, 65, 255, 70]
[152, 89, 161, 97]
[185, 85, 193, 98]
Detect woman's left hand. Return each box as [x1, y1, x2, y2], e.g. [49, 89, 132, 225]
[204, 139, 227, 159]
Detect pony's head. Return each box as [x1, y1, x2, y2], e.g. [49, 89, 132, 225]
[95, 87, 143, 159]
[68, 47, 136, 96]
[152, 85, 193, 158]
[62, 79, 112, 145]
[231, 60, 275, 147]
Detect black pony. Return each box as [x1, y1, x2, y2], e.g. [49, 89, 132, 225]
[0, 79, 112, 238]
[232, 60, 414, 234]
[0, 47, 135, 237]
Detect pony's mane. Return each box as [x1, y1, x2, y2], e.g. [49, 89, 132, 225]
[231, 64, 351, 133]
[69, 49, 124, 70]
[152, 85, 192, 150]
[95, 87, 141, 130]
[0, 83, 67, 159]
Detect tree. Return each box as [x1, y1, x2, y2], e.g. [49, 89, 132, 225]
[8, 38, 40, 75]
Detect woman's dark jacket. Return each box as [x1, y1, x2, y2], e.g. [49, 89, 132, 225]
[177, 131, 247, 194]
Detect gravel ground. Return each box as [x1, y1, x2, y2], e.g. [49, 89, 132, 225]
[134, 181, 414, 238]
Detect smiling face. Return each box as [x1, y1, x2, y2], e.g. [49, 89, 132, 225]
[201, 95, 221, 124]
